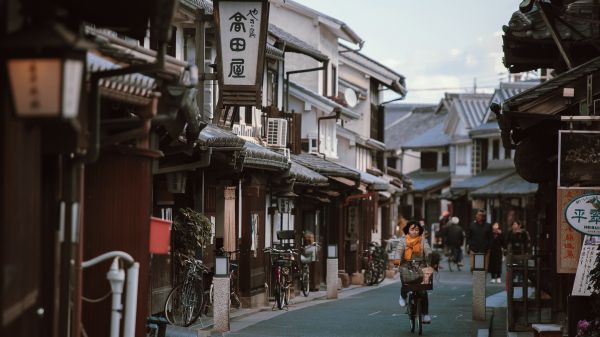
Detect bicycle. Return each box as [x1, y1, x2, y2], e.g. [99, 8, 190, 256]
[401, 261, 434, 335]
[296, 243, 317, 297]
[446, 246, 463, 272]
[164, 255, 211, 327]
[264, 246, 294, 310]
[363, 242, 386, 285]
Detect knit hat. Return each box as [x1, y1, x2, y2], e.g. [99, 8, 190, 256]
[451, 216, 459, 225]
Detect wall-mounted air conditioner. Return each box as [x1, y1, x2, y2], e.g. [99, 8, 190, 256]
[266, 118, 288, 148]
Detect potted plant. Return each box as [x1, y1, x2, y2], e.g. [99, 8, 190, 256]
[171, 207, 212, 270]
[578, 251, 600, 336]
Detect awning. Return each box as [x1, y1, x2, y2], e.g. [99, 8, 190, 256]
[289, 81, 360, 120]
[289, 160, 328, 186]
[291, 153, 360, 182]
[242, 142, 290, 171]
[405, 170, 450, 193]
[359, 170, 389, 191]
[452, 168, 515, 191]
[471, 172, 538, 198]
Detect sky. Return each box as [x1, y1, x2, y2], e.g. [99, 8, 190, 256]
[297, 0, 522, 104]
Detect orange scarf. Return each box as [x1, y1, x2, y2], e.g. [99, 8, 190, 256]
[404, 235, 423, 261]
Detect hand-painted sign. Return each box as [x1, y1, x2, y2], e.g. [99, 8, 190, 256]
[214, 0, 269, 107]
[565, 193, 600, 236]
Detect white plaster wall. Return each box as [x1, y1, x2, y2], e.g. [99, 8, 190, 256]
[336, 136, 356, 167]
[454, 143, 472, 176]
[289, 96, 317, 139]
[340, 66, 371, 138]
[403, 150, 421, 174]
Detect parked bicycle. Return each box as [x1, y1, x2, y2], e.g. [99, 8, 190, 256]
[164, 254, 212, 327]
[295, 243, 318, 297]
[264, 246, 294, 310]
[363, 242, 386, 285]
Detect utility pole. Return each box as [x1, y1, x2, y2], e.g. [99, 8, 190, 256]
[473, 78, 477, 94]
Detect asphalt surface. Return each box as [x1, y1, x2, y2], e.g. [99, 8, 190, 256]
[220, 264, 488, 337]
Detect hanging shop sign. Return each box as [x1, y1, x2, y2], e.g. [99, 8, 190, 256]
[557, 188, 585, 273]
[558, 130, 600, 187]
[564, 193, 600, 236]
[214, 0, 269, 107]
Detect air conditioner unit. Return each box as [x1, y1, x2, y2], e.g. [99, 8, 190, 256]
[267, 118, 288, 148]
[243, 125, 254, 137]
[232, 124, 241, 135]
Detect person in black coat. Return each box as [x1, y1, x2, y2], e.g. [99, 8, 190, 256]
[488, 222, 504, 283]
[467, 209, 493, 272]
[445, 216, 465, 267]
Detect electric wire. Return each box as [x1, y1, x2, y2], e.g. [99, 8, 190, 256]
[82, 290, 112, 303]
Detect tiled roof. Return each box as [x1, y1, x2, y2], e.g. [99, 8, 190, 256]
[470, 121, 500, 138]
[337, 163, 389, 191]
[289, 160, 328, 186]
[483, 81, 539, 122]
[180, 0, 213, 13]
[384, 105, 444, 150]
[242, 142, 290, 171]
[451, 93, 493, 129]
[291, 154, 360, 180]
[197, 124, 245, 148]
[268, 24, 328, 62]
[471, 172, 538, 197]
[87, 52, 157, 101]
[504, 56, 600, 115]
[405, 170, 451, 193]
[402, 122, 450, 150]
[452, 168, 514, 190]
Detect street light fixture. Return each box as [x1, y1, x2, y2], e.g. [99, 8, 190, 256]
[215, 256, 230, 277]
[473, 253, 486, 271]
[327, 244, 338, 259]
[2, 23, 88, 119]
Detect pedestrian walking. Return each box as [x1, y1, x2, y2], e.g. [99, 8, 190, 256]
[506, 220, 530, 255]
[467, 209, 493, 272]
[488, 222, 504, 283]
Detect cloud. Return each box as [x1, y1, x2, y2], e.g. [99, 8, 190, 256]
[450, 48, 461, 57]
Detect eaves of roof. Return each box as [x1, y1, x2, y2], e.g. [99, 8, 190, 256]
[268, 24, 329, 62]
[289, 81, 360, 120]
[339, 45, 406, 97]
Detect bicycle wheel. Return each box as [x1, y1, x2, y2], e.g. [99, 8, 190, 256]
[274, 279, 284, 309]
[376, 264, 386, 284]
[416, 299, 423, 335]
[283, 281, 290, 306]
[301, 265, 310, 297]
[408, 293, 415, 333]
[164, 282, 203, 327]
[448, 256, 454, 272]
[230, 271, 241, 309]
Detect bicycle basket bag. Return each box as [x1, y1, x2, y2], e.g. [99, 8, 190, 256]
[400, 265, 423, 284]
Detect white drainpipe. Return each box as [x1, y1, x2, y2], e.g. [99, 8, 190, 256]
[82, 251, 138, 337]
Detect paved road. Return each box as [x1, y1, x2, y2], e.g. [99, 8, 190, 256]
[223, 266, 481, 337]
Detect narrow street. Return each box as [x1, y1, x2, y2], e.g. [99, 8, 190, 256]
[222, 264, 501, 337]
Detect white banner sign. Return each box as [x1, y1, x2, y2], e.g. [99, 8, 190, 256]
[572, 235, 600, 296]
[218, 1, 262, 86]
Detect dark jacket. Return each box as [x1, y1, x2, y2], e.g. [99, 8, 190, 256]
[445, 224, 464, 248]
[467, 221, 493, 253]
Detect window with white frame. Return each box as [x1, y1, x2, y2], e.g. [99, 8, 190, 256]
[456, 144, 467, 165]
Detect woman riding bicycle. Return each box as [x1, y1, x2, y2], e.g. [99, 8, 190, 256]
[397, 220, 432, 323]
